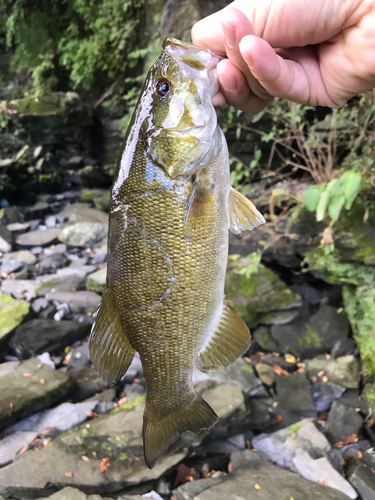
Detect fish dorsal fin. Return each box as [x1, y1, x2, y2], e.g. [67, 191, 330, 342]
[183, 178, 213, 240]
[197, 298, 250, 373]
[228, 187, 265, 234]
[143, 394, 218, 468]
[89, 288, 136, 384]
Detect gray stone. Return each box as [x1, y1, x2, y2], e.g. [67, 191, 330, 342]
[305, 355, 360, 388]
[45, 215, 57, 228]
[331, 338, 357, 358]
[24, 201, 50, 220]
[196, 381, 245, 419]
[45, 291, 101, 314]
[6, 222, 30, 235]
[276, 373, 316, 416]
[59, 222, 107, 248]
[56, 265, 97, 278]
[2, 250, 37, 265]
[58, 203, 108, 224]
[271, 306, 350, 358]
[0, 206, 25, 225]
[326, 401, 364, 444]
[348, 463, 375, 500]
[0, 361, 20, 377]
[0, 259, 23, 275]
[0, 294, 30, 356]
[15, 228, 61, 247]
[292, 449, 357, 499]
[90, 248, 107, 264]
[0, 395, 187, 498]
[311, 381, 346, 412]
[174, 449, 350, 500]
[68, 366, 108, 402]
[37, 352, 55, 369]
[255, 363, 275, 385]
[0, 358, 73, 430]
[36, 276, 87, 296]
[44, 243, 68, 256]
[0, 225, 13, 252]
[37, 253, 66, 274]
[0, 430, 38, 467]
[1, 279, 41, 301]
[86, 266, 106, 293]
[9, 319, 91, 359]
[31, 297, 49, 313]
[252, 418, 331, 470]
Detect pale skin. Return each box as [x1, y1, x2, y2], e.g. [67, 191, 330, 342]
[191, 0, 375, 113]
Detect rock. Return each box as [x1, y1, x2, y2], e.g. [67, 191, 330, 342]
[174, 449, 350, 500]
[196, 381, 245, 419]
[56, 265, 97, 278]
[89, 248, 107, 264]
[58, 204, 108, 224]
[1, 279, 41, 301]
[24, 201, 50, 220]
[34, 487, 146, 500]
[0, 395, 187, 498]
[0, 361, 19, 377]
[2, 250, 37, 265]
[225, 259, 302, 328]
[67, 366, 108, 402]
[45, 291, 101, 314]
[37, 253, 66, 274]
[305, 355, 360, 389]
[311, 381, 346, 412]
[0, 206, 25, 225]
[6, 221, 30, 235]
[15, 228, 60, 247]
[331, 338, 357, 358]
[9, 319, 91, 359]
[0, 259, 23, 275]
[31, 297, 49, 314]
[0, 225, 13, 252]
[45, 215, 57, 228]
[0, 358, 73, 430]
[86, 266, 106, 293]
[44, 243, 67, 256]
[276, 373, 316, 417]
[348, 463, 375, 500]
[0, 430, 38, 468]
[59, 222, 107, 248]
[252, 418, 331, 470]
[271, 306, 350, 358]
[292, 449, 357, 499]
[37, 352, 55, 369]
[255, 363, 275, 386]
[326, 401, 364, 444]
[68, 342, 91, 368]
[36, 275, 87, 296]
[0, 294, 30, 357]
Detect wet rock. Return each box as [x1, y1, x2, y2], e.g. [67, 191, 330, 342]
[59, 222, 107, 248]
[271, 306, 350, 358]
[0, 206, 25, 225]
[255, 363, 275, 386]
[0, 225, 13, 252]
[58, 203, 108, 224]
[252, 418, 330, 470]
[311, 381, 346, 412]
[276, 373, 316, 417]
[0, 358, 73, 430]
[6, 221, 31, 235]
[89, 248, 107, 264]
[0, 361, 20, 377]
[0, 395, 187, 498]
[37, 253, 66, 274]
[56, 265, 97, 279]
[0, 259, 23, 275]
[15, 228, 61, 247]
[305, 355, 360, 389]
[292, 449, 357, 499]
[45, 291, 101, 314]
[225, 259, 302, 328]
[37, 352, 55, 369]
[67, 366, 108, 402]
[44, 243, 68, 256]
[86, 266, 106, 293]
[326, 401, 364, 444]
[2, 250, 37, 265]
[348, 463, 375, 500]
[0, 294, 30, 357]
[1, 279, 41, 301]
[31, 297, 49, 314]
[0, 430, 38, 468]
[331, 338, 357, 358]
[24, 201, 50, 220]
[174, 449, 350, 500]
[9, 319, 91, 359]
[196, 381, 245, 419]
[36, 276, 87, 296]
[68, 342, 91, 368]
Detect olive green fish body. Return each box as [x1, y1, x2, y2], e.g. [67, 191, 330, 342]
[89, 38, 265, 468]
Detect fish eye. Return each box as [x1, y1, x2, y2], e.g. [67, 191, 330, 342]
[156, 79, 172, 98]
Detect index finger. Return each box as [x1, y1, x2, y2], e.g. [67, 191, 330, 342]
[192, 10, 226, 55]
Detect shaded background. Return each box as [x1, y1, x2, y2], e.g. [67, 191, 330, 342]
[0, 1, 375, 499]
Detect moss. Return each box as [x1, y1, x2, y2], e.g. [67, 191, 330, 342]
[289, 422, 302, 436]
[297, 325, 321, 348]
[364, 384, 375, 415]
[109, 395, 146, 415]
[80, 190, 106, 202]
[81, 428, 89, 437]
[241, 365, 254, 375]
[0, 294, 30, 355]
[35, 279, 58, 294]
[118, 452, 130, 461]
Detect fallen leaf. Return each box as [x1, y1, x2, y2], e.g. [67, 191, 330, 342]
[244, 357, 251, 363]
[227, 463, 232, 473]
[117, 397, 127, 407]
[42, 439, 51, 447]
[273, 365, 289, 375]
[317, 412, 328, 421]
[82, 455, 90, 462]
[39, 379, 45, 384]
[20, 445, 29, 454]
[87, 312, 93, 316]
[297, 366, 305, 373]
[87, 410, 98, 419]
[322, 376, 328, 383]
[285, 355, 296, 364]
[272, 352, 280, 357]
[65, 472, 73, 477]
[321, 480, 328, 487]
[174, 463, 197, 487]
[276, 414, 283, 423]
[206, 469, 217, 478]
[254, 484, 261, 490]
[253, 474, 258, 478]
[317, 370, 325, 377]
[100, 457, 110, 473]
[1, 273, 8, 278]
[39, 427, 52, 438]
[23, 373, 32, 377]
[334, 434, 359, 448]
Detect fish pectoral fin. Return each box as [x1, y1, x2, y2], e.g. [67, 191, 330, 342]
[228, 187, 265, 234]
[197, 299, 250, 373]
[89, 288, 136, 384]
[143, 395, 218, 468]
[183, 178, 213, 240]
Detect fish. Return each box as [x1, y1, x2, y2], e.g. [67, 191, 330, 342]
[89, 37, 265, 469]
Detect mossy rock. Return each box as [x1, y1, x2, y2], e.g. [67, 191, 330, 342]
[0, 294, 30, 357]
[1, 92, 80, 117]
[86, 267, 106, 293]
[80, 190, 107, 202]
[225, 258, 302, 328]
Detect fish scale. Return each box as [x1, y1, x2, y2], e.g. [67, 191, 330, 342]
[89, 37, 265, 468]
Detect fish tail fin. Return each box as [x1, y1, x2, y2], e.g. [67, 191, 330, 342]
[143, 395, 218, 468]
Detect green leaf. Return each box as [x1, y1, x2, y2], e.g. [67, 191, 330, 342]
[303, 185, 324, 212]
[316, 190, 330, 221]
[342, 170, 361, 209]
[328, 194, 345, 221]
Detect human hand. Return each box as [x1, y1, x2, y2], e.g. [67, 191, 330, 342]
[192, 0, 375, 113]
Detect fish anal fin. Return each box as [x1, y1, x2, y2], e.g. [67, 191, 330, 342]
[183, 178, 213, 240]
[197, 299, 250, 373]
[89, 288, 136, 384]
[229, 187, 265, 234]
[143, 395, 218, 468]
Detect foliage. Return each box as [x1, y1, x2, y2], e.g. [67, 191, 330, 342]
[0, 0, 147, 94]
[303, 170, 362, 222]
[234, 250, 262, 279]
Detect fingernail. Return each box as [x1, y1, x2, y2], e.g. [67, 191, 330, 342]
[239, 41, 254, 69]
[219, 72, 237, 93]
[222, 21, 236, 49]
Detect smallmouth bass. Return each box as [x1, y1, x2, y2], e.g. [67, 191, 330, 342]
[89, 37, 265, 468]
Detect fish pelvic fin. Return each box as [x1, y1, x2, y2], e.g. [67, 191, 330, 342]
[228, 187, 265, 234]
[197, 299, 250, 373]
[143, 395, 218, 468]
[89, 287, 136, 384]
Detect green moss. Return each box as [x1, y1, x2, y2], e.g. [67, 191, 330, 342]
[289, 422, 302, 436]
[241, 365, 254, 374]
[81, 428, 89, 437]
[109, 395, 146, 415]
[297, 325, 321, 348]
[35, 279, 58, 294]
[80, 189, 106, 202]
[119, 452, 130, 461]
[0, 294, 30, 355]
